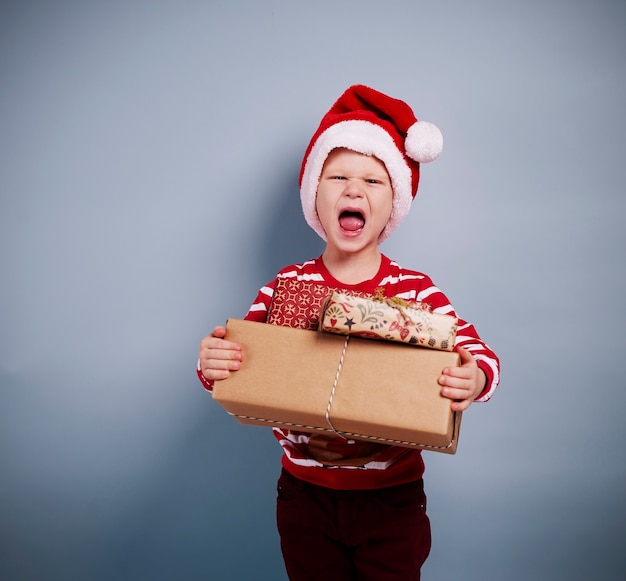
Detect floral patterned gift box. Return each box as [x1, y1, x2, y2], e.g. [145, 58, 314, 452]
[320, 291, 458, 351]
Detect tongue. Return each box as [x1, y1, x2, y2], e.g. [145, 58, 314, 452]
[339, 214, 365, 231]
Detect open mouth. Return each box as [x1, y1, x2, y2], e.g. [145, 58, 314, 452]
[338, 210, 365, 232]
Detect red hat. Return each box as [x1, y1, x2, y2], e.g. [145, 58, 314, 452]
[299, 84, 443, 241]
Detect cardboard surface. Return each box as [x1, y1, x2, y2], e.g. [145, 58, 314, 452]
[212, 319, 462, 453]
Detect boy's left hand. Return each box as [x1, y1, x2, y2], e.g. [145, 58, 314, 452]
[439, 347, 486, 412]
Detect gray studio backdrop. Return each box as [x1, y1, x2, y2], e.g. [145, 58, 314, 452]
[1, 1, 625, 580]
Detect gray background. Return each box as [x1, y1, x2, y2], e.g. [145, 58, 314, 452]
[1, 1, 624, 579]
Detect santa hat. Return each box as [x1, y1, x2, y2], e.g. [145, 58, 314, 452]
[299, 84, 443, 241]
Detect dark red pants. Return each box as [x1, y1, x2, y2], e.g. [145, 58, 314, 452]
[276, 469, 431, 581]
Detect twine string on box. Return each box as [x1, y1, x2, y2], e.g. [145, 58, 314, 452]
[317, 331, 458, 451]
[325, 335, 350, 439]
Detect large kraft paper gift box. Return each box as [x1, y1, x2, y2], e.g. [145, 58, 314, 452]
[212, 318, 462, 454]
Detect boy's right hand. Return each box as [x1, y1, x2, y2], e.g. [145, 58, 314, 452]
[198, 325, 243, 381]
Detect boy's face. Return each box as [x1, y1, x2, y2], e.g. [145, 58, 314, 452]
[316, 148, 393, 255]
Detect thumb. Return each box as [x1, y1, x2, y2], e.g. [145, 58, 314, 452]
[456, 346, 476, 366]
[211, 325, 227, 339]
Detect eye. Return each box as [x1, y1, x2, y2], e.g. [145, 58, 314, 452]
[332, 175, 347, 180]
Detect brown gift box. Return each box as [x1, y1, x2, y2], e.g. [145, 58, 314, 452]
[212, 319, 462, 454]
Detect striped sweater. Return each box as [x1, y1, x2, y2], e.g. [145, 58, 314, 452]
[198, 254, 500, 490]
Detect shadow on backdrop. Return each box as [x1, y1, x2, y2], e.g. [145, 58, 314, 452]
[254, 149, 323, 285]
[84, 152, 323, 581]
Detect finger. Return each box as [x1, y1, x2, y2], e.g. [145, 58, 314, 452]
[450, 398, 472, 412]
[439, 366, 472, 386]
[200, 347, 242, 366]
[440, 382, 471, 399]
[440, 384, 476, 414]
[439, 377, 470, 393]
[200, 335, 242, 354]
[203, 342, 243, 355]
[202, 366, 231, 381]
[201, 357, 228, 371]
[201, 357, 241, 380]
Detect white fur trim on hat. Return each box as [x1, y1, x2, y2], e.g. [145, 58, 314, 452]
[300, 120, 413, 242]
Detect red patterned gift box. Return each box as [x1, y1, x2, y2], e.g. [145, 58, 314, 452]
[267, 278, 368, 331]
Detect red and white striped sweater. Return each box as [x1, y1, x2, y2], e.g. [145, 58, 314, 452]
[198, 254, 500, 490]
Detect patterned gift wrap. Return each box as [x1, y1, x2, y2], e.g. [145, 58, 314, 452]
[267, 278, 369, 331]
[320, 291, 458, 351]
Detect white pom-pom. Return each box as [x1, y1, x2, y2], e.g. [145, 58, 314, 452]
[405, 121, 443, 163]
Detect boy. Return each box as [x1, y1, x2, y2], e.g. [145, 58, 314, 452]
[198, 85, 500, 580]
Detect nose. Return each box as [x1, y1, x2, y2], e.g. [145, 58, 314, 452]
[343, 178, 364, 198]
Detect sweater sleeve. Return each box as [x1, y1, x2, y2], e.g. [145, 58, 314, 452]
[412, 276, 500, 402]
[243, 282, 274, 323]
[453, 318, 500, 402]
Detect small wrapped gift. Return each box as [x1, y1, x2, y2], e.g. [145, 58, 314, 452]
[320, 291, 458, 351]
[267, 278, 368, 331]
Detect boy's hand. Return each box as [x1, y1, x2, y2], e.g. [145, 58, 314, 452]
[198, 326, 243, 381]
[438, 347, 486, 412]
